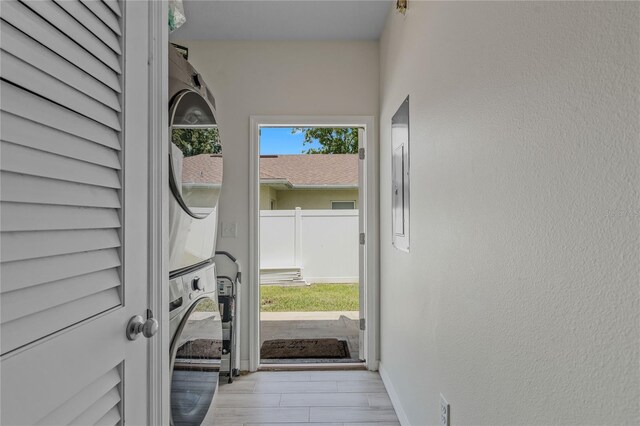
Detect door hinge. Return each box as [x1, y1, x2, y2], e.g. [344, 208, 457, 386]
[359, 147, 365, 160]
[360, 318, 366, 331]
[359, 232, 365, 245]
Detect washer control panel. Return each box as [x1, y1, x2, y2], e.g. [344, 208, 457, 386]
[170, 262, 217, 306]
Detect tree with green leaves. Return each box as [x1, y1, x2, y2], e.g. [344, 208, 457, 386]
[172, 128, 221, 157]
[292, 128, 358, 154]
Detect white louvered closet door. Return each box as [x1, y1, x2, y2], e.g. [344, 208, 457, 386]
[1, 1, 154, 424]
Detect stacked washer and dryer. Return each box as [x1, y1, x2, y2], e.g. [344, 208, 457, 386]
[168, 45, 226, 426]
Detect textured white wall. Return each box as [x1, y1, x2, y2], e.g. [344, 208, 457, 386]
[173, 40, 379, 364]
[379, 2, 639, 425]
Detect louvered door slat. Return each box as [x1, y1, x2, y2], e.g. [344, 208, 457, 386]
[0, 22, 121, 111]
[81, 0, 121, 36]
[1, 142, 121, 189]
[102, 0, 121, 17]
[54, 0, 121, 55]
[1, 249, 121, 294]
[1, 113, 121, 169]
[0, 0, 121, 92]
[1, 82, 120, 150]
[1, 52, 121, 130]
[21, 0, 121, 73]
[1, 268, 120, 323]
[37, 367, 121, 426]
[95, 405, 121, 426]
[1, 202, 120, 232]
[0, 172, 121, 209]
[71, 387, 120, 425]
[2, 229, 120, 263]
[1, 288, 121, 354]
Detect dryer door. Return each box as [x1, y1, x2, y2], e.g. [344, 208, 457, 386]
[170, 295, 222, 425]
[169, 90, 222, 219]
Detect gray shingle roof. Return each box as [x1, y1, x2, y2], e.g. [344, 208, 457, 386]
[259, 154, 357, 186]
[182, 154, 357, 187]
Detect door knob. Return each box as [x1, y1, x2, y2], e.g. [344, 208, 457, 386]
[127, 310, 159, 340]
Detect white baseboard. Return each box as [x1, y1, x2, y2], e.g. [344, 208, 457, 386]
[240, 360, 250, 372]
[379, 362, 410, 426]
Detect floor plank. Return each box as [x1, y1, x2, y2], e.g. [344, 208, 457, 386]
[280, 392, 369, 407]
[336, 381, 387, 393]
[206, 370, 399, 425]
[307, 371, 381, 382]
[217, 379, 257, 394]
[241, 371, 313, 382]
[213, 393, 282, 408]
[366, 393, 393, 408]
[310, 407, 399, 423]
[206, 407, 310, 424]
[254, 381, 338, 394]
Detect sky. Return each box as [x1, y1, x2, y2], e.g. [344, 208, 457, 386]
[260, 127, 321, 155]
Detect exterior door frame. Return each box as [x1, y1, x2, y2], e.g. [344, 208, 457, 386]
[249, 115, 379, 372]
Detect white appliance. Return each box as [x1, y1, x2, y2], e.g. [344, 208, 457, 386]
[169, 263, 221, 426]
[168, 46, 222, 274]
[168, 45, 224, 425]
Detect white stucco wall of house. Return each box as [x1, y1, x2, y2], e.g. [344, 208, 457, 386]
[259, 185, 278, 210]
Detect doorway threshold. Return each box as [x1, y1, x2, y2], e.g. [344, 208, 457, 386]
[258, 362, 366, 371]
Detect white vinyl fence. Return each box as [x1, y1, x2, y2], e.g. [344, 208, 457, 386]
[260, 208, 359, 283]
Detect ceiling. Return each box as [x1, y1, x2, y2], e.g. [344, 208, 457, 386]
[169, 0, 393, 41]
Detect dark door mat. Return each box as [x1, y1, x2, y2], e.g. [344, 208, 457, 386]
[260, 358, 362, 364]
[176, 339, 220, 359]
[261, 338, 350, 359]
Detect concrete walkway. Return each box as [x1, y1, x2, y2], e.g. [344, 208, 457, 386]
[261, 311, 359, 321]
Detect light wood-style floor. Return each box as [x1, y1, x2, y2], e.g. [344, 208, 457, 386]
[203, 370, 399, 425]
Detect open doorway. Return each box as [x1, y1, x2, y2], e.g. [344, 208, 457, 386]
[258, 127, 361, 364]
[249, 116, 377, 371]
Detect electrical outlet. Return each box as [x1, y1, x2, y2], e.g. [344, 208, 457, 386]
[221, 222, 237, 238]
[440, 394, 450, 426]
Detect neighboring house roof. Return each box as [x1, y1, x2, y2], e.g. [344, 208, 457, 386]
[182, 154, 223, 185]
[182, 153, 358, 188]
[260, 154, 358, 188]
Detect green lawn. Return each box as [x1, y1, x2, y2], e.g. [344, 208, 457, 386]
[261, 283, 359, 312]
